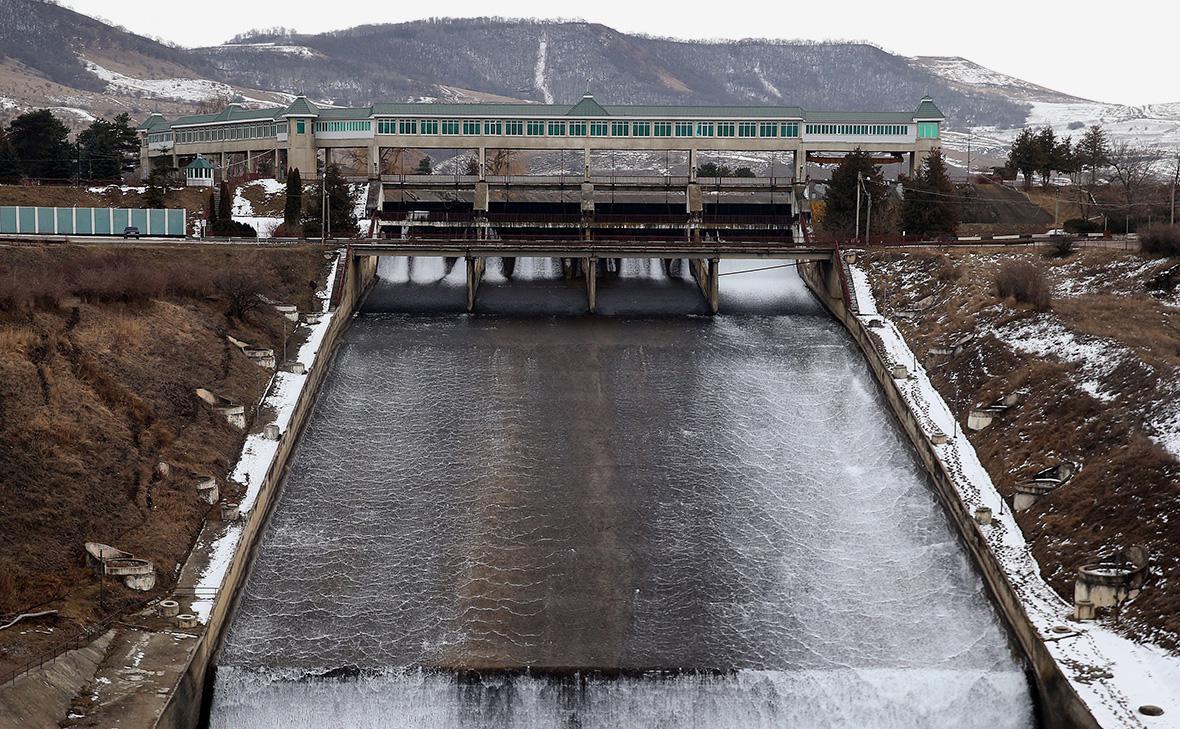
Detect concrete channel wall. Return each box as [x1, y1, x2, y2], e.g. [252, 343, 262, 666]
[154, 252, 378, 729]
[799, 259, 1100, 729]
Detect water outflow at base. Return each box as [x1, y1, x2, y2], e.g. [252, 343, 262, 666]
[208, 262, 1035, 728]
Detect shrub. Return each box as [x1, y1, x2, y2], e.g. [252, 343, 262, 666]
[1051, 236, 1077, 258]
[1064, 218, 1103, 235]
[996, 261, 1051, 310]
[1139, 224, 1180, 257]
[935, 255, 963, 282]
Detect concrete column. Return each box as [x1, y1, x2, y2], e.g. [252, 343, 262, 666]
[219, 151, 227, 182]
[688, 148, 698, 181]
[368, 145, 380, 179]
[474, 181, 490, 215]
[707, 257, 720, 314]
[686, 182, 702, 217]
[478, 147, 486, 180]
[171, 153, 178, 170]
[466, 256, 485, 313]
[794, 149, 807, 182]
[583, 147, 591, 180]
[585, 256, 597, 313]
[580, 182, 595, 218]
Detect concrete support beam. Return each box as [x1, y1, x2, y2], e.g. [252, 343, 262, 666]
[686, 182, 702, 217]
[794, 149, 807, 182]
[585, 256, 597, 313]
[219, 151, 227, 181]
[474, 181, 490, 215]
[583, 147, 591, 180]
[580, 182, 595, 217]
[478, 147, 486, 181]
[688, 148, 698, 181]
[690, 257, 721, 314]
[465, 256, 485, 313]
[368, 145, 380, 179]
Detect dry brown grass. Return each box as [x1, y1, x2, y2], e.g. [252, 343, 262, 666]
[0, 243, 327, 671]
[995, 260, 1052, 310]
[864, 247, 1180, 649]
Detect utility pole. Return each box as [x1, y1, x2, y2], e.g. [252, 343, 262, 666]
[966, 132, 972, 178]
[855, 171, 863, 244]
[1172, 153, 1179, 226]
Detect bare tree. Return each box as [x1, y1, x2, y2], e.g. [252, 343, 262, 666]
[1107, 142, 1165, 211]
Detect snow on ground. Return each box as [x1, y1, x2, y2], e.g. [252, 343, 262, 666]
[849, 264, 1180, 728]
[50, 106, 96, 122]
[188, 252, 341, 624]
[533, 37, 553, 105]
[208, 43, 324, 59]
[84, 60, 238, 104]
[87, 185, 146, 194]
[231, 180, 288, 238]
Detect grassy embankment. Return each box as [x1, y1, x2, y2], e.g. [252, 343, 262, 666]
[863, 246, 1180, 649]
[0, 243, 327, 676]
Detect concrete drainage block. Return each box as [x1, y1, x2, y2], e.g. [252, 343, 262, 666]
[280, 361, 306, 375]
[158, 600, 180, 618]
[175, 614, 199, 629]
[967, 410, 995, 431]
[263, 423, 281, 440]
[891, 364, 909, 379]
[195, 475, 219, 505]
[973, 506, 993, 526]
[105, 558, 156, 591]
[1073, 546, 1149, 620]
[221, 502, 240, 523]
[929, 430, 949, 445]
[275, 304, 299, 322]
[194, 388, 246, 430]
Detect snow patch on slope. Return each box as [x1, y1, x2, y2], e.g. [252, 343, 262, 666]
[533, 37, 554, 105]
[753, 65, 783, 100]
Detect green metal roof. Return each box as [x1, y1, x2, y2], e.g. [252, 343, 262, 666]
[137, 112, 170, 132]
[147, 96, 941, 130]
[282, 96, 320, 118]
[566, 94, 609, 116]
[913, 96, 945, 120]
[185, 156, 213, 170]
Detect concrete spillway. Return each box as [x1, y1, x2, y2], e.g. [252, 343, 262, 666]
[207, 259, 1035, 728]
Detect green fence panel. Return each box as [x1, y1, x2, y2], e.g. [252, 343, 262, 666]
[37, 207, 55, 233]
[113, 209, 130, 232]
[94, 209, 112, 235]
[75, 208, 93, 235]
[0, 207, 16, 233]
[18, 207, 35, 232]
[130, 209, 148, 231]
[55, 208, 73, 235]
[148, 208, 166, 236]
[166, 209, 186, 236]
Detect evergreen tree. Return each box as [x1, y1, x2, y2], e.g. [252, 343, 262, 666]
[1076, 125, 1110, 187]
[1007, 127, 1039, 191]
[284, 168, 302, 227]
[77, 114, 141, 180]
[217, 180, 233, 225]
[144, 168, 167, 208]
[902, 149, 960, 236]
[8, 109, 72, 179]
[1035, 126, 1058, 187]
[0, 128, 19, 181]
[307, 164, 359, 238]
[824, 149, 887, 237]
[205, 188, 217, 228]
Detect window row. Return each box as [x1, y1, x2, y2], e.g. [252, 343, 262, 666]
[148, 133, 173, 144]
[175, 124, 280, 144]
[368, 119, 803, 138]
[803, 124, 911, 136]
[316, 120, 373, 133]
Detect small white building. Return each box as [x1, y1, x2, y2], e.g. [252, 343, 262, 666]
[184, 156, 215, 188]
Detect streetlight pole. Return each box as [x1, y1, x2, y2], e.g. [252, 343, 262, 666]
[855, 171, 863, 244]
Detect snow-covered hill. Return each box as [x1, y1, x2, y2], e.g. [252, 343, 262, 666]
[915, 56, 1180, 167]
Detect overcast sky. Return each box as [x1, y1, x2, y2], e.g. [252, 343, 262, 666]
[60, 0, 1171, 105]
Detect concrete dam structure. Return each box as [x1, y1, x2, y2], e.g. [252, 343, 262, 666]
[205, 258, 1036, 728]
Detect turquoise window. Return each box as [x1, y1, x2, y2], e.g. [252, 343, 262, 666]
[505, 120, 523, 135]
[527, 120, 545, 135]
[611, 121, 629, 136]
[420, 120, 438, 134]
[296, 121, 305, 134]
[632, 121, 651, 137]
[548, 121, 566, 136]
[442, 120, 459, 134]
[716, 122, 735, 137]
[696, 122, 714, 137]
[463, 120, 480, 134]
[738, 122, 757, 137]
[918, 122, 939, 139]
[759, 122, 777, 137]
[782, 122, 799, 137]
[653, 122, 672, 137]
[399, 119, 417, 134]
[568, 121, 587, 136]
[674, 121, 693, 137]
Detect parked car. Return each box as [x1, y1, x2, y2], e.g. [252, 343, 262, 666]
[123, 226, 141, 239]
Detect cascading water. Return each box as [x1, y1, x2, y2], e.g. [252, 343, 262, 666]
[207, 257, 1036, 729]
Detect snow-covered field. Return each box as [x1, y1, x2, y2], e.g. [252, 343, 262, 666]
[82, 59, 281, 106]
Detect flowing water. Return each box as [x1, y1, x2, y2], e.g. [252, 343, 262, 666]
[207, 257, 1036, 729]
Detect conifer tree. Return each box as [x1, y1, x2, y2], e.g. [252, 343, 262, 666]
[217, 180, 233, 225]
[902, 149, 960, 236]
[284, 168, 302, 227]
[824, 149, 887, 237]
[1076, 125, 1110, 187]
[1008, 127, 1039, 191]
[8, 109, 72, 179]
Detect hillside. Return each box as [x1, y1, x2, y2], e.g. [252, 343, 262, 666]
[862, 247, 1180, 649]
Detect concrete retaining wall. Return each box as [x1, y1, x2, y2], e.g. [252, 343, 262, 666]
[153, 251, 378, 729]
[799, 259, 1100, 729]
